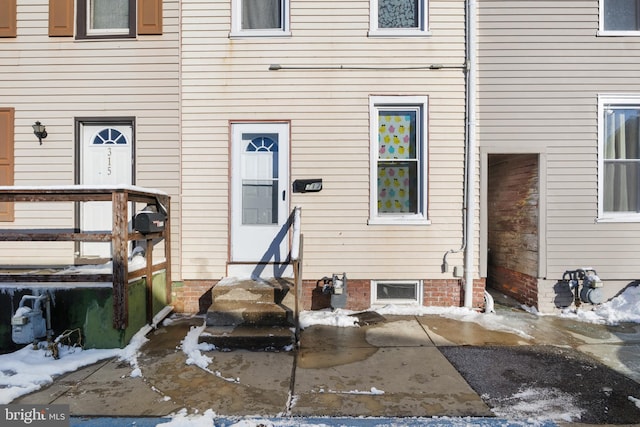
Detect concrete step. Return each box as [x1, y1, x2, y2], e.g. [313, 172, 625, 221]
[199, 325, 295, 350]
[206, 300, 292, 327]
[212, 279, 275, 303]
[211, 277, 293, 304]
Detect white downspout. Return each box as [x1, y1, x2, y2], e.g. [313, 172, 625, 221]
[464, 0, 477, 308]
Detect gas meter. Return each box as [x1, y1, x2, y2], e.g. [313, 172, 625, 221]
[12, 294, 52, 345]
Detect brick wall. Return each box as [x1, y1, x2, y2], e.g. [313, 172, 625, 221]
[301, 277, 487, 311]
[488, 265, 538, 308]
[174, 280, 215, 314]
[174, 277, 487, 314]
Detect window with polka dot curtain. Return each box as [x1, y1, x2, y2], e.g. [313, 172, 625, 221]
[377, 110, 418, 214]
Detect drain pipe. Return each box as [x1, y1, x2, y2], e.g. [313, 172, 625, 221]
[463, 0, 477, 308]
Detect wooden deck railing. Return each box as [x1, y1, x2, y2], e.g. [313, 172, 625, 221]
[0, 186, 171, 329]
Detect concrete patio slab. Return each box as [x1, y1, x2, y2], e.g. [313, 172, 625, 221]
[292, 345, 492, 417]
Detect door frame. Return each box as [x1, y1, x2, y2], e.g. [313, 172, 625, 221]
[228, 120, 291, 277]
[74, 117, 136, 261]
[480, 147, 547, 280]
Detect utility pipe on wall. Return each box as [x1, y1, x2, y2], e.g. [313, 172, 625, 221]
[464, 0, 477, 308]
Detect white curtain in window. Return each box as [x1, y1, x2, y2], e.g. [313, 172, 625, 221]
[242, 0, 281, 29]
[604, 109, 640, 212]
[91, 0, 129, 30]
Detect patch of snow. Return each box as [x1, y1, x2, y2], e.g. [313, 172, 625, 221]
[13, 306, 32, 317]
[376, 304, 534, 339]
[129, 367, 142, 378]
[629, 395, 640, 409]
[560, 285, 640, 325]
[156, 408, 217, 427]
[521, 304, 539, 315]
[314, 387, 385, 396]
[181, 322, 213, 371]
[0, 325, 149, 404]
[299, 309, 359, 329]
[490, 387, 584, 422]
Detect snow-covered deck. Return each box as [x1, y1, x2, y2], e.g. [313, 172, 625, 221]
[0, 186, 172, 329]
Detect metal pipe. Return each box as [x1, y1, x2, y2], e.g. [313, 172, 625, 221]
[464, 0, 478, 308]
[269, 64, 466, 71]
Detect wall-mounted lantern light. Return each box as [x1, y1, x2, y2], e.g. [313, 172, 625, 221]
[32, 121, 47, 145]
[293, 179, 323, 193]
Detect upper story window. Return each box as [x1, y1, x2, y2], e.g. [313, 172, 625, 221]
[598, 95, 640, 221]
[600, 0, 640, 35]
[369, 96, 429, 225]
[77, 0, 136, 39]
[369, 0, 429, 37]
[231, 0, 290, 37]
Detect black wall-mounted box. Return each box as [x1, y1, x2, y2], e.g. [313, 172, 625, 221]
[134, 211, 166, 234]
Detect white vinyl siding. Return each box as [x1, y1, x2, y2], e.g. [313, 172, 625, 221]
[0, 1, 180, 274]
[478, 0, 640, 282]
[181, 0, 466, 279]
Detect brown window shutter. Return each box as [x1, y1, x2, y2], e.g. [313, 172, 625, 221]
[0, 108, 15, 221]
[138, 0, 162, 35]
[0, 0, 17, 38]
[49, 0, 74, 37]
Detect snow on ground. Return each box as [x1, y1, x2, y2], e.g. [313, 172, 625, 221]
[0, 327, 148, 405]
[153, 414, 554, 427]
[487, 387, 584, 423]
[562, 284, 640, 324]
[1, 285, 639, 425]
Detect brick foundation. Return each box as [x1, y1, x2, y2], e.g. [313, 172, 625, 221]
[174, 277, 487, 314]
[488, 265, 538, 308]
[173, 280, 216, 314]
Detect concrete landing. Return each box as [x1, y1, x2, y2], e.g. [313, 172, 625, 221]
[292, 320, 491, 417]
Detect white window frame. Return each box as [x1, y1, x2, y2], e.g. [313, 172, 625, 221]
[371, 280, 423, 306]
[230, 0, 291, 38]
[598, 0, 640, 36]
[597, 94, 640, 222]
[369, 0, 430, 37]
[86, 0, 132, 36]
[369, 95, 429, 225]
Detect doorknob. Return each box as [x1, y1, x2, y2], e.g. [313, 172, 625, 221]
[282, 190, 286, 201]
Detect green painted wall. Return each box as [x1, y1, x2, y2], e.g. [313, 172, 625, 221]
[0, 271, 168, 353]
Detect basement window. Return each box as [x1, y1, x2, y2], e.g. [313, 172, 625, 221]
[371, 280, 423, 305]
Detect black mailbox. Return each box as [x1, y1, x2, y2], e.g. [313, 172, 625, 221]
[134, 211, 166, 234]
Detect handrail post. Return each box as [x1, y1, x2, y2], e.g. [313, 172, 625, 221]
[161, 195, 172, 305]
[112, 190, 129, 329]
[291, 206, 302, 345]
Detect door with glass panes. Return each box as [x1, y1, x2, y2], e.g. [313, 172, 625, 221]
[78, 121, 133, 259]
[230, 123, 289, 272]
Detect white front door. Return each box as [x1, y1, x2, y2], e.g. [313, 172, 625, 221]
[231, 123, 289, 275]
[79, 122, 133, 259]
